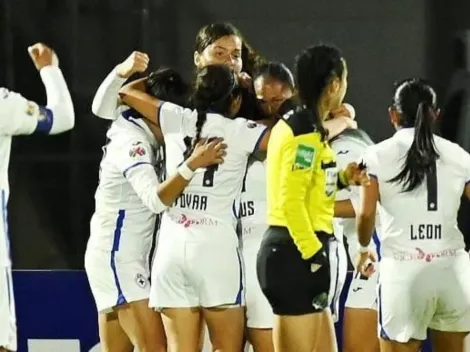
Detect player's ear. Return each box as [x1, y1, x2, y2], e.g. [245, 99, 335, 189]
[194, 51, 201, 67]
[388, 106, 398, 125]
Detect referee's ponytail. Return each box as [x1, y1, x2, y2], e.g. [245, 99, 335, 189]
[388, 79, 439, 192]
[294, 45, 346, 141]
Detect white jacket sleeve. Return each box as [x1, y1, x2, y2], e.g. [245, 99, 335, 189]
[0, 66, 74, 136]
[92, 68, 127, 120]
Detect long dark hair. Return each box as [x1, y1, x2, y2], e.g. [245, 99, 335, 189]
[388, 78, 439, 192]
[183, 64, 241, 159]
[294, 44, 345, 141]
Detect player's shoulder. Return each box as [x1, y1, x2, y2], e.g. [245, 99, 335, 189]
[434, 134, 465, 154]
[283, 109, 315, 137]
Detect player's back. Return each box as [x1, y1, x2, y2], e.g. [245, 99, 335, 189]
[366, 128, 469, 256]
[89, 110, 160, 256]
[239, 155, 268, 244]
[159, 102, 267, 243]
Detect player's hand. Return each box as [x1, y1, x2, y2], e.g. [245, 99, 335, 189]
[187, 138, 227, 170]
[116, 51, 149, 78]
[28, 43, 59, 71]
[237, 72, 253, 90]
[343, 162, 370, 186]
[331, 103, 356, 119]
[355, 250, 377, 277]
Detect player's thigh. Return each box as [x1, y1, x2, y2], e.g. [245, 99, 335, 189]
[429, 329, 469, 352]
[343, 308, 379, 352]
[430, 254, 470, 335]
[203, 306, 245, 352]
[116, 299, 166, 351]
[161, 307, 202, 352]
[189, 240, 244, 308]
[247, 328, 274, 352]
[379, 260, 433, 343]
[0, 266, 16, 352]
[313, 308, 338, 352]
[379, 339, 422, 352]
[98, 311, 133, 352]
[244, 245, 273, 330]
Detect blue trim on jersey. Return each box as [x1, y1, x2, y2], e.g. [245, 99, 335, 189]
[234, 248, 244, 305]
[123, 162, 152, 178]
[5, 268, 12, 308]
[33, 106, 53, 134]
[378, 284, 390, 340]
[122, 109, 145, 130]
[252, 127, 269, 153]
[111, 210, 127, 306]
[1, 190, 11, 261]
[372, 230, 381, 261]
[157, 101, 165, 130]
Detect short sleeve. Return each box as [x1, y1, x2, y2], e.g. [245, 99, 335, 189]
[0, 88, 43, 136]
[331, 139, 366, 201]
[458, 146, 470, 184]
[158, 101, 194, 136]
[361, 146, 380, 179]
[231, 118, 268, 154]
[113, 139, 155, 177]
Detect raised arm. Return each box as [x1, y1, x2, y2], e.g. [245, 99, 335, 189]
[92, 51, 149, 120]
[0, 43, 74, 136]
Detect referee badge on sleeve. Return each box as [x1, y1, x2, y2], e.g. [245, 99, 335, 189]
[293, 144, 315, 171]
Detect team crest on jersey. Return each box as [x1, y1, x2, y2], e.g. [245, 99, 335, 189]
[135, 273, 148, 288]
[25, 101, 37, 116]
[129, 142, 146, 158]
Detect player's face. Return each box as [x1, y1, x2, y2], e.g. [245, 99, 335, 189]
[194, 35, 243, 74]
[327, 59, 348, 112]
[254, 76, 294, 117]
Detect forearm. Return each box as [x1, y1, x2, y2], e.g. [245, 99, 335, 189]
[92, 67, 127, 120]
[119, 78, 160, 122]
[334, 200, 355, 218]
[40, 66, 75, 134]
[357, 214, 375, 247]
[324, 117, 350, 140]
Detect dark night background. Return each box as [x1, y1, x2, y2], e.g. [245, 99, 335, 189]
[1, 0, 469, 269]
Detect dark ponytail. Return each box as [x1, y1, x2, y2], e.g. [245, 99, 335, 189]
[388, 79, 439, 192]
[183, 64, 239, 159]
[294, 45, 345, 141]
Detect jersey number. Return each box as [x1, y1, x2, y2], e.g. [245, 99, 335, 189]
[183, 136, 219, 188]
[426, 161, 438, 211]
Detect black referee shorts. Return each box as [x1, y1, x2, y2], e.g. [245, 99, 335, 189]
[256, 226, 333, 316]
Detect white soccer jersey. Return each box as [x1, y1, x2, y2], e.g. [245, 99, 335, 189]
[158, 102, 268, 242]
[362, 128, 470, 257]
[240, 156, 268, 244]
[88, 108, 163, 258]
[331, 129, 381, 258]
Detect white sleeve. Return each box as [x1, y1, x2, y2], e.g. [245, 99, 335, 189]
[40, 66, 75, 135]
[114, 140, 166, 214]
[92, 67, 127, 120]
[361, 146, 380, 179]
[332, 139, 365, 201]
[457, 146, 470, 184]
[158, 101, 193, 136]
[232, 118, 268, 154]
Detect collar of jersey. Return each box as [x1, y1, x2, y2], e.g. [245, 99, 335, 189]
[121, 109, 158, 147]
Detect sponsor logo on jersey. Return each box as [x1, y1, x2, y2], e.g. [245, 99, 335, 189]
[352, 287, 363, 293]
[129, 142, 146, 158]
[392, 248, 457, 262]
[293, 144, 315, 170]
[175, 213, 218, 228]
[247, 122, 257, 129]
[135, 273, 147, 288]
[337, 150, 349, 155]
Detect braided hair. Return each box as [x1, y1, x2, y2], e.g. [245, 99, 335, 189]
[183, 64, 241, 159]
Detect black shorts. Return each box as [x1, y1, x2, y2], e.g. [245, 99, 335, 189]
[256, 226, 335, 316]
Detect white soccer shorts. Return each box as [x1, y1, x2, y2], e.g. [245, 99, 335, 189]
[345, 267, 379, 310]
[84, 249, 151, 312]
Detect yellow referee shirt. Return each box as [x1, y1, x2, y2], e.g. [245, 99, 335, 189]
[266, 111, 346, 259]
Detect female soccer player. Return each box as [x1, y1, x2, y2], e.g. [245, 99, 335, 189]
[87, 55, 226, 352]
[357, 78, 470, 352]
[257, 44, 369, 352]
[120, 64, 270, 352]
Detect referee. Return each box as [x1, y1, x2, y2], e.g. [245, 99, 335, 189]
[256, 45, 368, 352]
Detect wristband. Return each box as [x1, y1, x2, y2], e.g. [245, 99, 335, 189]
[358, 244, 370, 254]
[177, 162, 195, 181]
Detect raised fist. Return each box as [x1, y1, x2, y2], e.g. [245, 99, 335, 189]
[116, 51, 149, 78]
[28, 43, 59, 71]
